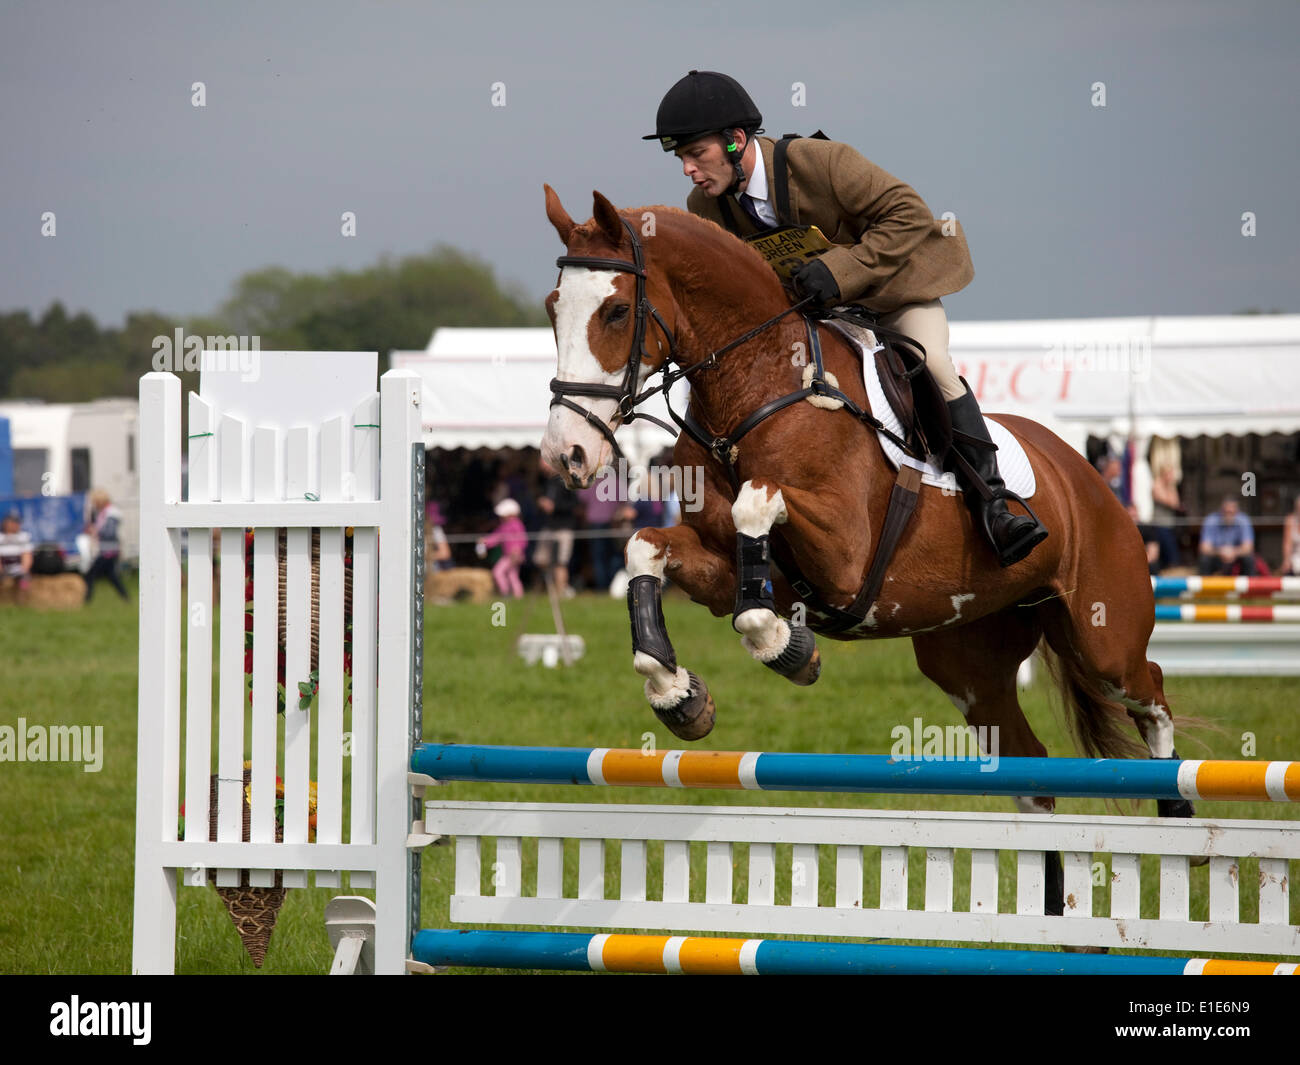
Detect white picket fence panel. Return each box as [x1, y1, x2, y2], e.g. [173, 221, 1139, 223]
[427, 800, 1300, 957]
[132, 358, 421, 974]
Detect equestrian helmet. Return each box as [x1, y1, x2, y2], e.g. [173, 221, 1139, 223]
[644, 70, 762, 151]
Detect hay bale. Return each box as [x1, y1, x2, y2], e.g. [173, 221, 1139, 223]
[428, 567, 495, 604]
[0, 574, 85, 609]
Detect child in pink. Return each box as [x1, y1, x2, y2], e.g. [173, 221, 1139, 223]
[478, 499, 527, 598]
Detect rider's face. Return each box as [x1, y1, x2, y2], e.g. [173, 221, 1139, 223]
[675, 133, 741, 197]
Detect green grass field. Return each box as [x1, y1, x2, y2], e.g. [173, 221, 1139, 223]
[0, 580, 1296, 974]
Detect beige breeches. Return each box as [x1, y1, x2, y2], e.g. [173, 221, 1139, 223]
[875, 298, 966, 402]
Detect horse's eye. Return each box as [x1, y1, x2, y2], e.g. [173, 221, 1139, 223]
[607, 304, 630, 325]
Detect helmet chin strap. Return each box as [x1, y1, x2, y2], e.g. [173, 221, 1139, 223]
[722, 131, 747, 196]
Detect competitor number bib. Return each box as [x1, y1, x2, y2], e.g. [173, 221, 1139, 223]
[745, 225, 831, 282]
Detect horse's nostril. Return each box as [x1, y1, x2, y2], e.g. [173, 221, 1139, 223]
[569, 445, 586, 470]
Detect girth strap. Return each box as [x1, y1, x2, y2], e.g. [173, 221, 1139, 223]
[769, 461, 924, 635]
[843, 462, 924, 627]
[667, 311, 931, 635]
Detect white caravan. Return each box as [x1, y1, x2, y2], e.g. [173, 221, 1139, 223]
[0, 397, 140, 562]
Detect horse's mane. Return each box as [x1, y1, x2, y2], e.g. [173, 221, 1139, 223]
[616, 204, 791, 304]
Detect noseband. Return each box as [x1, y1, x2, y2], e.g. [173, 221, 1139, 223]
[549, 218, 679, 461]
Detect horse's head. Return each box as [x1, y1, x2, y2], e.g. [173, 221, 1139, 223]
[541, 185, 678, 488]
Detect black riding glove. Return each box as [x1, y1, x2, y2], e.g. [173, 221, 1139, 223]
[792, 258, 841, 306]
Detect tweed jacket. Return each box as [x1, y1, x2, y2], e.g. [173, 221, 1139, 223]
[685, 136, 973, 314]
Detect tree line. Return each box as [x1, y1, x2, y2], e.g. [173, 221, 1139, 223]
[0, 245, 547, 402]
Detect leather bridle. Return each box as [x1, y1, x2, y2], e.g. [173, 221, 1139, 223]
[549, 218, 680, 462]
[550, 216, 827, 470]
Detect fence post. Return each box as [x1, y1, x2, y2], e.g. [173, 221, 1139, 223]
[131, 372, 183, 974]
[374, 368, 423, 973]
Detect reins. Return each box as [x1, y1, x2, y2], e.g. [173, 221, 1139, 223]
[550, 218, 918, 476]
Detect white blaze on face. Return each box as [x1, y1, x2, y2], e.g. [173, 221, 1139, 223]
[543, 267, 623, 486]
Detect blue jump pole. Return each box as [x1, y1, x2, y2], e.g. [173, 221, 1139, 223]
[411, 744, 1297, 802]
[410, 929, 1241, 975]
[411, 744, 1181, 800]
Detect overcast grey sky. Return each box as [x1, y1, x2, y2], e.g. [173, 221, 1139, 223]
[2, 0, 1297, 329]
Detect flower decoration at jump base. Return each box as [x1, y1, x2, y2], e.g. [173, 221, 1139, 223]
[241, 527, 355, 715]
[176, 761, 319, 967]
[185, 523, 354, 967]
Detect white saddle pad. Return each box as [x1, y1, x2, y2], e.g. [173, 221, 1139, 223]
[826, 320, 1037, 499]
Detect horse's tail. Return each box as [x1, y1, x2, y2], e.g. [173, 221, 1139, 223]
[1040, 643, 1147, 760]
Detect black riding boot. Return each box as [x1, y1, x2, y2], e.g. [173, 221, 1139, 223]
[947, 389, 1048, 567]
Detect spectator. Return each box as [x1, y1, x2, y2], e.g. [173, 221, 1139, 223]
[502, 459, 533, 508]
[1149, 463, 1183, 565]
[1198, 496, 1258, 577]
[630, 493, 664, 530]
[659, 469, 683, 528]
[477, 498, 527, 599]
[1126, 503, 1165, 576]
[1097, 454, 1126, 504]
[578, 482, 622, 594]
[640, 458, 678, 528]
[534, 476, 577, 598]
[457, 449, 495, 523]
[0, 510, 34, 604]
[493, 458, 537, 530]
[1282, 495, 1300, 576]
[1151, 464, 1182, 521]
[426, 501, 453, 572]
[1128, 495, 1177, 574]
[83, 490, 130, 601]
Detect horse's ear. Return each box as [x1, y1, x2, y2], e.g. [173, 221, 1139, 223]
[592, 191, 625, 246]
[544, 184, 575, 244]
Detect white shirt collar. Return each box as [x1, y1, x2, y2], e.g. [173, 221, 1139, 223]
[735, 142, 778, 226]
[742, 143, 769, 203]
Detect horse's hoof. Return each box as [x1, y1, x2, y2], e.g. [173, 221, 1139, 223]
[763, 624, 821, 687]
[651, 671, 716, 741]
[789, 646, 821, 686]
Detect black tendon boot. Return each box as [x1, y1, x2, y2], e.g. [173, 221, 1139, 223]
[947, 388, 1048, 567]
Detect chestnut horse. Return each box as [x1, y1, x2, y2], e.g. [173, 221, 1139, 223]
[540, 186, 1186, 828]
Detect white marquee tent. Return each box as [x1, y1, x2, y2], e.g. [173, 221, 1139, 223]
[391, 328, 689, 466]
[948, 314, 1300, 443]
[394, 316, 1300, 507]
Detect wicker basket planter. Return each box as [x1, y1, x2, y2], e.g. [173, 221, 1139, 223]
[207, 769, 284, 968]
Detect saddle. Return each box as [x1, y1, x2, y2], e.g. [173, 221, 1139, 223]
[819, 305, 955, 465]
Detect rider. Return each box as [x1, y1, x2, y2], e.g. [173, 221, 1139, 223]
[645, 70, 1047, 567]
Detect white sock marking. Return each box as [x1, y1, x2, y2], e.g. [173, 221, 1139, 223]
[626, 532, 667, 581]
[734, 608, 791, 662]
[731, 481, 786, 537]
[1104, 683, 1175, 758]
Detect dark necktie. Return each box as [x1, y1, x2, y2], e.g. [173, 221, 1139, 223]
[738, 193, 766, 230]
